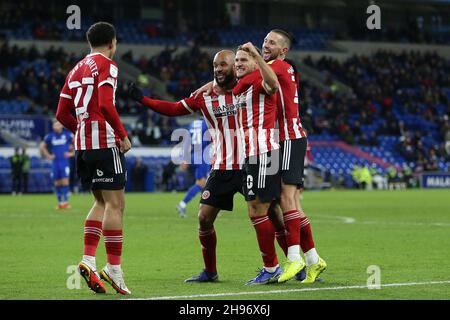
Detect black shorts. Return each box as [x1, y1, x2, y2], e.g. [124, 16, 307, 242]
[200, 170, 243, 211]
[280, 138, 307, 189]
[242, 150, 281, 203]
[75, 147, 127, 191]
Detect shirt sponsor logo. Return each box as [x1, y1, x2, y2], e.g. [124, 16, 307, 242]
[212, 103, 238, 118]
[92, 177, 114, 183]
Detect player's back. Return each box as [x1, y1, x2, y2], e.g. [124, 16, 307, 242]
[269, 59, 305, 141]
[63, 52, 119, 150]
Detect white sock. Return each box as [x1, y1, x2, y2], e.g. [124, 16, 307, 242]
[304, 248, 319, 267]
[107, 263, 122, 273]
[287, 245, 301, 262]
[82, 255, 96, 269]
[179, 201, 187, 209]
[264, 265, 279, 273]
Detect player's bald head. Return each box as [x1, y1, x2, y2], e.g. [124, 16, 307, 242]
[213, 50, 236, 88]
[213, 50, 235, 65]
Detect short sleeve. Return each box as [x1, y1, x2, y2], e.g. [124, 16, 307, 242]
[98, 60, 118, 88]
[59, 82, 72, 100]
[44, 134, 51, 146]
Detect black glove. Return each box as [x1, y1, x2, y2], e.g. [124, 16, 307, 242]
[128, 82, 143, 102]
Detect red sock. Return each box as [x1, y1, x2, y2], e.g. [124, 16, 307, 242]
[275, 229, 288, 256]
[299, 216, 315, 252]
[199, 229, 217, 273]
[283, 210, 301, 247]
[83, 220, 102, 257]
[103, 229, 123, 265]
[251, 215, 278, 268]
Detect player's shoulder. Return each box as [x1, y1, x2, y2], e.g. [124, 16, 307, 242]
[91, 53, 118, 77]
[44, 132, 53, 140]
[269, 59, 291, 73]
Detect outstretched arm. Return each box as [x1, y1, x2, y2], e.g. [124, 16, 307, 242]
[129, 82, 193, 116]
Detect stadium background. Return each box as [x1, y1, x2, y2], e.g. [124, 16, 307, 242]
[0, 0, 449, 193]
[1, 0, 450, 302]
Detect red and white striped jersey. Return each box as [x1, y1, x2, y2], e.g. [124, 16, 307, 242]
[59, 52, 121, 150]
[232, 69, 279, 158]
[181, 92, 243, 170]
[269, 59, 306, 142]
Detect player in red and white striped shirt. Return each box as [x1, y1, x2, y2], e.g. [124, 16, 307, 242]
[129, 50, 245, 282]
[56, 22, 131, 295]
[262, 29, 326, 283]
[231, 43, 289, 285]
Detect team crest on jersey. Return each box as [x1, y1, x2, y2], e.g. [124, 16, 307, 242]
[110, 64, 118, 78]
[202, 190, 211, 200]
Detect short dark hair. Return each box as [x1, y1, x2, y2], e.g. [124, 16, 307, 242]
[86, 22, 116, 48]
[271, 29, 295, 49]
[236, 45, 262, 57]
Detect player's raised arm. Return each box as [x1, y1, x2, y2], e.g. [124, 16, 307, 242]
[240, 42, 279, 95]
[128, 82, 194, 116]
[55, 82, 77, 134]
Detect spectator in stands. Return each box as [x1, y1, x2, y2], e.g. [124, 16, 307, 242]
[368, 131, 380, 146]
[397, 136, 416, 162]
[20, 148, 30, 193]
[131, 158, 148, 192]
[10, 147, 22, 195]
[370, 165, 388, 190]
[424, 149, 439, 172]
[161, 160, 177, 191]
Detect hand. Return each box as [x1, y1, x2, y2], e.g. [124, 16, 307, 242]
[240, 42, 260, 58]
[128, 82, 143, 102]
[47, 154, 55, 161]
[192, 81, 214, 99]
[120, 136, 132, 153]
[63, 152, 72, 158]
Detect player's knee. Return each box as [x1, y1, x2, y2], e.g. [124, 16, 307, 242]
[105, 199, 125, 215]
[280, 192, 296, 211]
[198, 210, 214, 228]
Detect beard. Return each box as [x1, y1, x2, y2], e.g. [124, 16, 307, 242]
[214, 72, 235, 88]
[263, 49, 279, 62]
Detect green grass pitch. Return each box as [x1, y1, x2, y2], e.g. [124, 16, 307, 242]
[1, 189, 449, 300]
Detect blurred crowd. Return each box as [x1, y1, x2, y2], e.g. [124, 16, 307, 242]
[122, 44, 213, 100]
[302, 50, 450, 171]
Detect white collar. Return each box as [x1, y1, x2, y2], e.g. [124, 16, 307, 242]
[86, 52, 112, 61]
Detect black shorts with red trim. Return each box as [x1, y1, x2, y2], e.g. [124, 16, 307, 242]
[280, 137, 307, 189]
[76, 147, 126, 191]
[200, 169, 243, 211]
[242, 150, 281, 203]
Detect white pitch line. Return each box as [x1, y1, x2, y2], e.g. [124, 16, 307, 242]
[127, 280, 450, 300]
[314, 214, 356, 224]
